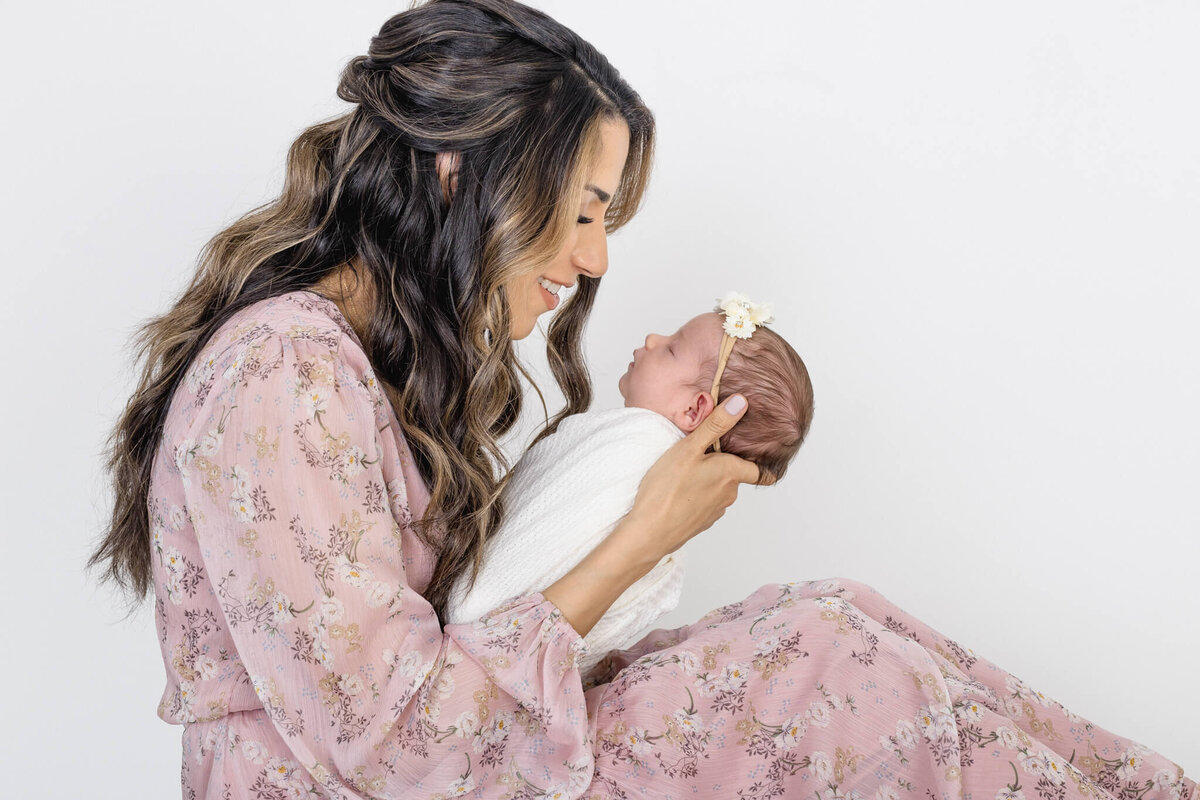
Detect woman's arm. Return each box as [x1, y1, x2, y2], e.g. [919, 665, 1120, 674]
[543, 396, 759, 638]
[541, 515, 661, 638]
[444, 409, 686, 632]
[179, 328, 599, 796]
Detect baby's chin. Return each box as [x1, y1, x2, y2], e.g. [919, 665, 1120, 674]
[618, 379, 687, 429]
[621, 398, 688, 430]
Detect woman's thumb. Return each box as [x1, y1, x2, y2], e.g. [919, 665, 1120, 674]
[695, 394, 748, 452]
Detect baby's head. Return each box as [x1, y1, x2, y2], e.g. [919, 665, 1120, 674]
[618, 310, 814, 484]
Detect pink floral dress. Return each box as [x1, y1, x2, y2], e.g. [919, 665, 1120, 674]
[149, 290, 1194, 800]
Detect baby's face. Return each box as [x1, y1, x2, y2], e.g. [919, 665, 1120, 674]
[618, 312, 725, 432]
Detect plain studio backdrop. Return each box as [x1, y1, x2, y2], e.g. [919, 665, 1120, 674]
[1, 1, 1196, 796]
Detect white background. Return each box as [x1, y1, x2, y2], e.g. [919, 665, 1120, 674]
[2, 1, 1196, 796]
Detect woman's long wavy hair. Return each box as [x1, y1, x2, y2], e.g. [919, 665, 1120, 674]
[88, 0, 655, 624]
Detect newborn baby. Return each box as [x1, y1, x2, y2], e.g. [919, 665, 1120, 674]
[443, 295, 814, 678]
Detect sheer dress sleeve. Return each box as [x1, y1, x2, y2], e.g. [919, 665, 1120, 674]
[178, 324, 597, 798]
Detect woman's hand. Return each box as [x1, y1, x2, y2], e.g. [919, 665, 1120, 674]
[619, 394, 767, 565]
[540, 394, 765, 639]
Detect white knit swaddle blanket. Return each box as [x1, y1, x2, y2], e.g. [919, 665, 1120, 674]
[443, 407, 687, 673]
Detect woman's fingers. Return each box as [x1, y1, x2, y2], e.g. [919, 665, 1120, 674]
[722, 452, 769, 486]
[685, 393, 749, 454]
[627, 392, 773, 559]
[680, 394, 773, 486]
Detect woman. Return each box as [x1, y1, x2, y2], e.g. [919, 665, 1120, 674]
[88, 1, 1195, 798]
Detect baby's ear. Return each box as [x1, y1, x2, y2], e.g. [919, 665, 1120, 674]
[677, 391, 717, 432]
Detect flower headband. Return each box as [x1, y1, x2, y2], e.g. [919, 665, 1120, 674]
[710, 291, 774, 452]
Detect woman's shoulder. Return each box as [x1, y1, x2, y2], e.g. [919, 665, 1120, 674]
[201, 290, 358, 364]
[170, 290, 377, 430]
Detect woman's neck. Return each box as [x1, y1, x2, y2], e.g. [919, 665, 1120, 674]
[312, 262, 373, 343]
[311, 263, 411, 421]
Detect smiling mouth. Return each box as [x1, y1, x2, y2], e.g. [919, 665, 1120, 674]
[538, 281, 559, 310]
[537, 276, 568, 295]
[537, 276, 569, 311]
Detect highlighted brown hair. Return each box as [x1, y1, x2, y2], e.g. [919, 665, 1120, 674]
[88, 0, 655, 624]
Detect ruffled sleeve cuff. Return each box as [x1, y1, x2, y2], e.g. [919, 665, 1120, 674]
[442, 590, 592, 745]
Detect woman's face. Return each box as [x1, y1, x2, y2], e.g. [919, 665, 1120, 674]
[505, 116, 631, 340]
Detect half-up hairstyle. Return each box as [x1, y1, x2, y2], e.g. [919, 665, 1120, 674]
[88, 0, 655, 625]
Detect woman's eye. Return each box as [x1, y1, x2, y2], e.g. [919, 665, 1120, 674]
[577, 215, 595, 224]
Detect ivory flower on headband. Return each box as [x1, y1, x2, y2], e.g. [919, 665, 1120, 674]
[716, 291, 774, 339]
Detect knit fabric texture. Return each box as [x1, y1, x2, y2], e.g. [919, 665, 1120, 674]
[444, 406, 688, 672]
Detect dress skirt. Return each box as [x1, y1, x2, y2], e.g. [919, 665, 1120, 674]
[581, 577, 1195, 800]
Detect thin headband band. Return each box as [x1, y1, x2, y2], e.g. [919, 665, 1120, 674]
[707, 291, 775, 453]
[708, 333, 738, 453]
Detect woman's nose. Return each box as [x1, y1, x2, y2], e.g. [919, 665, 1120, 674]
[571, 222, 609, 278]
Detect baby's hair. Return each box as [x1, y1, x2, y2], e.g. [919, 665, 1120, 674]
[692, 325, 814, 485]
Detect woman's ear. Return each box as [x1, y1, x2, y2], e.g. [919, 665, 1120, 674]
[435, 151, 460, 203]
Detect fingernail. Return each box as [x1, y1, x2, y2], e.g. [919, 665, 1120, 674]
[724, 394, 746, 414]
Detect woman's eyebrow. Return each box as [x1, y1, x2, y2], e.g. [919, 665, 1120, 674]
[585, 183, 612, 203]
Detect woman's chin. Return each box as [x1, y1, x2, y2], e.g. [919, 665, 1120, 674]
[510, 316, 536, 341]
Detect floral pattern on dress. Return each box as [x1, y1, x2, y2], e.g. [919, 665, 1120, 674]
[153, 292, 594, 798]
[150, 292, 1195, 800]
[582, 579, 1195, 800]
